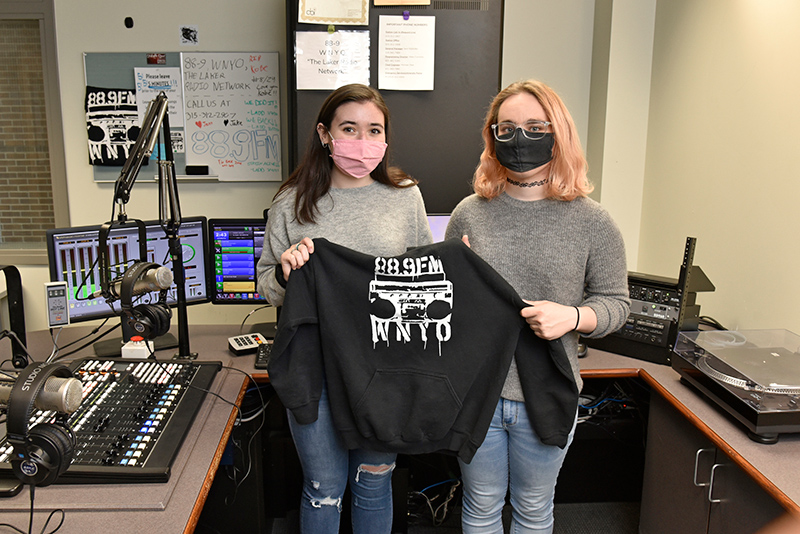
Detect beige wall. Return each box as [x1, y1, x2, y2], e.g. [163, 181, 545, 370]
[501, 0, 595, 147]
[507, 0, 800, 333]
[55, 0, 288, 226]
[15, 0, 798, 336]
[589, 0, 656, 269]
[639, 0, 800, 331]
[16, 0, 288, 331]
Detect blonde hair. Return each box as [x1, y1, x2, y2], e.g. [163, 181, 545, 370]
[473, 80, 593, 201]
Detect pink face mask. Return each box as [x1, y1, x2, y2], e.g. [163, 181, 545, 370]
[328, 138, 388, 178]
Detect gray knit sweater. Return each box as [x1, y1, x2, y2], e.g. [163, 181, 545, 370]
[445, 192, 630, 395]
[257, 181, 433, 306]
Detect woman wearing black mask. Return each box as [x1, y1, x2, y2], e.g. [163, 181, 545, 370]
[445, 80, 630, 533]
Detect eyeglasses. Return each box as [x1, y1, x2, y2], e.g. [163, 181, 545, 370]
[491, 120, 552, 142]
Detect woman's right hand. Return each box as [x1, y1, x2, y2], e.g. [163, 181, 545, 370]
[281, 237, 315, 280]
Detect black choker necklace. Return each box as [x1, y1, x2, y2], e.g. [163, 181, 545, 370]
[506, 176, 549, 188]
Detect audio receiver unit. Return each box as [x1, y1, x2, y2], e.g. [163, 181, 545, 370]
[584, 237, 715, 365]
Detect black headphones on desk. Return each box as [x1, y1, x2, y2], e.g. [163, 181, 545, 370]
[98, 219, 172, 340]
[119, 260, 172, 340]
[6, 363, 76, 487]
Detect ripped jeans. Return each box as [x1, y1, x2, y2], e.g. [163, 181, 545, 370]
[287, 387, 396, 534]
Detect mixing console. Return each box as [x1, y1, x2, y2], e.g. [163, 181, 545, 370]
[0, 358, 221, 484]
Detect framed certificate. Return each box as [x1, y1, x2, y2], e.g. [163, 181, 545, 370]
[298, 0, 369, 25]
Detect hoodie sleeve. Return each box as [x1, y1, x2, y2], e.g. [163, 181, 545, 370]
[267, 247, 324, 424]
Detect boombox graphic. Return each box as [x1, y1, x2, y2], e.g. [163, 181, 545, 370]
[368, 276, 453, 323]
[369, 254, 453, 352]
[85, 87, 140, 166]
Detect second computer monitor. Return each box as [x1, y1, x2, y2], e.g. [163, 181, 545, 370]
[427, 213, 451, 243]
[208, 218, 268, 305]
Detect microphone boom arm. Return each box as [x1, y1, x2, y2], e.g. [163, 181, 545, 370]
[114, 93, 169, 211]
[112, 91, 193, 358]
[156, 110, 192, 359]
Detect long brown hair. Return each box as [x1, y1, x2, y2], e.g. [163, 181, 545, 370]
[276, 84, 415, 223]
[473, 80, 593, 201]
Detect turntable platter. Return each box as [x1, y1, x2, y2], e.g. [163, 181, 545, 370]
[672, 330, 800, 443]
[698, 346, 800, 395]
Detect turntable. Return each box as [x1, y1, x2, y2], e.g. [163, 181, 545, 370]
[672, 329, 800, 444]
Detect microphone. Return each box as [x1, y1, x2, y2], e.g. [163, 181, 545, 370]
[92, 265, 174, 299]
[0, 375, 83, 414]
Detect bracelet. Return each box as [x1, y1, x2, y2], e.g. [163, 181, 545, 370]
[573, 306, 581, 332]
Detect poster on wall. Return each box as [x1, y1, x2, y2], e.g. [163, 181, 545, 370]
[295, 31, 370, 90]
[85, 86, 139, 166]
[134, 67, 185, 127]
[181, 52, 282, 181]
[378, 15, 436, 91]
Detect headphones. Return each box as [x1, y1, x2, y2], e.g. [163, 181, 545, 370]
[119, 261, 172, 340]
[98, 219, 172, 341]
[6, 363, 76, 487]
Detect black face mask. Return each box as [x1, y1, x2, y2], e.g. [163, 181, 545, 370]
[494, 132, 554, 173]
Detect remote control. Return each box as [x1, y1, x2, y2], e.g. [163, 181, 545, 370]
[228, 332, 268, 356]
[254, 341, 272, 369]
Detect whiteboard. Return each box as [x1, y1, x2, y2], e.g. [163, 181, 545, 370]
[181, 52, 282, 181]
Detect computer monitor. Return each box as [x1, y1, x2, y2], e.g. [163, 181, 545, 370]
[45, 216, 209, 354]
[208, 218, 273, 335]
[208, 218, 268, 305]
[427, 213, 451, 243]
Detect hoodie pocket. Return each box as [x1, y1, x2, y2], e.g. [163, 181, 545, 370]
[353, 369, 462, 443]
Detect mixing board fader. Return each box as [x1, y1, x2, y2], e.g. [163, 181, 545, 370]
[0, 358, 221, 484]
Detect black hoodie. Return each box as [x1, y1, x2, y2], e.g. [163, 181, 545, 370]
[268, 238, 578, 462]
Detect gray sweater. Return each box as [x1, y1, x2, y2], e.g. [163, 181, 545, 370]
[445, 193, 630, 395]
[257, 181, 433, 306]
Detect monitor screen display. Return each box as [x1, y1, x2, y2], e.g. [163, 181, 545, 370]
[46, 217, 209, 323]
[208, 218, 268, 304]
[427, 213, 451, 243]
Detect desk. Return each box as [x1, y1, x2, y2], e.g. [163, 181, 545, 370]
[0, 325, 260, 534]
[2, 328, 799, 533]
[580, 349, 800, 516]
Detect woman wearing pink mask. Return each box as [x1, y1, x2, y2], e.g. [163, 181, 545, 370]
[256, 83, 432, 534]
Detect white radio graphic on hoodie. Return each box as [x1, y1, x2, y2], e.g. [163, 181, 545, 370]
[368, 254, 453, 354]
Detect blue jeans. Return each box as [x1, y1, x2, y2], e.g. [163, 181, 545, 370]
[287, 388, 396, 534]
[458, 398, 577, 534]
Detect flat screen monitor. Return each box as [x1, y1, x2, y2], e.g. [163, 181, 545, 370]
[427, 213, 451, 243]
[46, 217, 209, 354]
[208, 218, 268, 305]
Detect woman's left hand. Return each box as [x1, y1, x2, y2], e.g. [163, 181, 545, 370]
[520, 300, 581, 340]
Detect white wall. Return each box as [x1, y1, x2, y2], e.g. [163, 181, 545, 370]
[24, 0, 796, 337]
[16, 0, 288, 332]
[591, 0, 656, 270]
[498, 0, 800, 333]
[13, 0, 599, 333]
[639, 0, 800, 332]
[55, 0, 288, 226]
[501, 0, 595, 153]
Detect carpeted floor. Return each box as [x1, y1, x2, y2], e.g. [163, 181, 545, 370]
[269, 502, 640, 534]
[552, 502, 640, 534]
